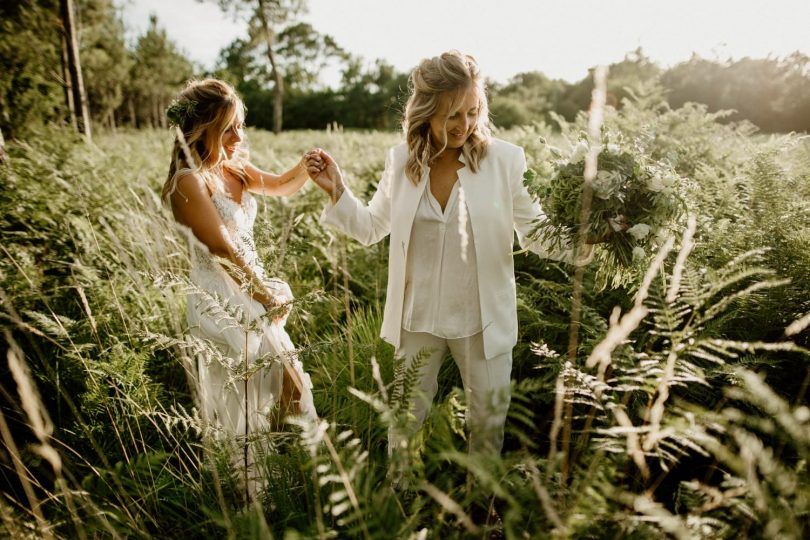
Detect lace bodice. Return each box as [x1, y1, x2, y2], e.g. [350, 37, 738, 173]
[170, 166, 265, 282]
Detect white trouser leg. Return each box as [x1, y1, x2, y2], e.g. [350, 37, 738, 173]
[388, 330, 448, 455]
[448, 332, 513, 454]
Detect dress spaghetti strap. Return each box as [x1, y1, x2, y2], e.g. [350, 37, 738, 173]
[171, 167, 198, 182]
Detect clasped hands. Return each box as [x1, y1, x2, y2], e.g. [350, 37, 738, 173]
[303, 148, 345, 203]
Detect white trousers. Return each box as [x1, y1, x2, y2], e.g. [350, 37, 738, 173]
[389, 329, 512, 455]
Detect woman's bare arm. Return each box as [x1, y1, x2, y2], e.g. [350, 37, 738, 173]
[170, 172, 283, 309]
[244, 159, 309, 197]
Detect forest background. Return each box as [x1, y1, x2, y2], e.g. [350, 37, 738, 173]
[3, 0, 810, 138]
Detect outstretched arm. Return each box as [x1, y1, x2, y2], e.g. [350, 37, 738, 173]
[244, 157, 309, 197]
[170, 172, 287, 312]
[306, 148, 393, 246]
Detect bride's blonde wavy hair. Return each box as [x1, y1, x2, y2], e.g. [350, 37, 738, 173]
[161, 78, 249, 202]
[403, 51, 491, 184]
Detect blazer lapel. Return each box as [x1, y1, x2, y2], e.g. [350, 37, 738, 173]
[457, 154, 487, 250]
[393, 169, 429, 247]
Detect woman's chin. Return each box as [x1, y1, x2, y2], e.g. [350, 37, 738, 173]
[447, 135, 470, 148]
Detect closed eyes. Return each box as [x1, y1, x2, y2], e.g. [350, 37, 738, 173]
[449, 111, 478, 120]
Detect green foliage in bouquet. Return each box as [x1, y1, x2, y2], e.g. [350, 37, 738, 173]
[524, 133, 688, 288]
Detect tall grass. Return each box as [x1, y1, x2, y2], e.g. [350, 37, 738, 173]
[1, 104, 809, 538]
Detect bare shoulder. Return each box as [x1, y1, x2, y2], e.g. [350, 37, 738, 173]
[171, 171, 209, 203]
[169, 171, 215, 227]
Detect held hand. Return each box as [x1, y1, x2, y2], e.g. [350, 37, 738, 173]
[304, 148, 345, 203]
[263, 294, 291, 323]
[303, 148, 325, 177]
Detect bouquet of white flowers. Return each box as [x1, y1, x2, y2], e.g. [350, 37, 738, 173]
[524, 134, 687, 288]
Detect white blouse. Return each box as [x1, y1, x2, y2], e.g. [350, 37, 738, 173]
[401, 179, 483, 338]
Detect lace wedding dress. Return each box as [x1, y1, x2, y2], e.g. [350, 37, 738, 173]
[175, 168, 316, 490]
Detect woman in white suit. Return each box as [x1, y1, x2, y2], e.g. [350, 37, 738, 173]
[306, 51, 591, 457]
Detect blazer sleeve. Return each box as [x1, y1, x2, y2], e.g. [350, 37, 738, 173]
[320, 148, 394, 246]
[510, 147, 590, 264]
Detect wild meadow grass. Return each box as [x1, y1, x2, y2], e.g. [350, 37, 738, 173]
[1, 89, 809, 538]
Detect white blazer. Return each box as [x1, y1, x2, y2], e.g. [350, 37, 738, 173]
[321, 138, 572, 359]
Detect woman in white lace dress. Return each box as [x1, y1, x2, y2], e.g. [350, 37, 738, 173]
[161, 79, 316, 492]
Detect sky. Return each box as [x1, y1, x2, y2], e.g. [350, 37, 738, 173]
[119, 0, 810, 85]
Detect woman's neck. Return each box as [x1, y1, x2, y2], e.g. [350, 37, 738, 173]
[433, 146, 462, 164]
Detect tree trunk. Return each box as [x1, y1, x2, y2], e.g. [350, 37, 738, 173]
[0, 128, 8, 165]
[59, 31, 77, 131]
[159, 99, 167, 129]
[60, 0, 91, 141]
[127, 96, 136, 128]
[256, 0, 283, 133]
[268, 51, 283, 134]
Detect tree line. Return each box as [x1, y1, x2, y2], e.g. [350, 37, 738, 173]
[489, 48, 810, 133]
[2, 1, 809, 140]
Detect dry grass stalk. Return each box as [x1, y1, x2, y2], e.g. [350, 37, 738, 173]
[666, 215, 697, 303]
[613, 406, 650, 481]
[525, 458, 566, 534]
[5, 332, 61, 476]
[6, 341, 52, 442]
[419, 481, 481, 535]
[370, 356, 388, 402]
[175, 126, 198, 170]
[321, 430, 370, 539]
[566, 63, 609, 361]
[74, 283, 98, 339]
[561, 64, 608, 488]
[646, 218, 698, 449]
[635, 236, 677, 307]
[2, 333, 56, 539]
[274, 205, 298, 269]
[457, 185, 469, 262]
[546, 360, 569, 483]
[586, 305, 648, 382]
[785, 312, 810, 337]
[0, 408, 53, 540]
[341, 242, 357, 427]
[573, 221, 678, 479]
[586, 235, 676, 378]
